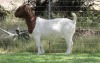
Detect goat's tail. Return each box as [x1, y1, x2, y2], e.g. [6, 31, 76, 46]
[71, 12, 77, 24]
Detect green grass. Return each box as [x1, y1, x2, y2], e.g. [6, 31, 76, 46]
[0, 53, 100, 63]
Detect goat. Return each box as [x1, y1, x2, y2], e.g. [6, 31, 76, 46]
[15, 4, 77, 55]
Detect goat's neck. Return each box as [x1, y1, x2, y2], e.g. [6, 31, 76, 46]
[24, 16, 31, 21]
[24, 16, 37, 34]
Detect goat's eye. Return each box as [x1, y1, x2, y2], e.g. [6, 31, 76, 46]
[32, 8, 35, 10]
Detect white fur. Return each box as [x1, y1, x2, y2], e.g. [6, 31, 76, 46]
[30, 13, 77, 55]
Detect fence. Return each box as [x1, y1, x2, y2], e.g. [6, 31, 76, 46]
[0, 0, 100, 53]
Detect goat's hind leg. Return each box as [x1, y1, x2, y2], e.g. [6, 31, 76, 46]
[65, 36, 73, 55]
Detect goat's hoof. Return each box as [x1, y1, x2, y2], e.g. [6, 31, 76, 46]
[37, 52, 44, 55]
[65, 52, 71, 55]
[42, 51, 45, 54]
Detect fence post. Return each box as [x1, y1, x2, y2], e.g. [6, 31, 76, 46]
[48, 0, 51, 19]
[48, 0, 51, 53]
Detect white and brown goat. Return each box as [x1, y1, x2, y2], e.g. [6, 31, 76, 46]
[15, 4, 77, 55]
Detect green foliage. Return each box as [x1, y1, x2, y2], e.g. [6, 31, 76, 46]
[77, 11, 100, 28]
[0, 5, 9, 21]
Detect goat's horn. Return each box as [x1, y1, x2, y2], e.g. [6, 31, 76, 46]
[0, 28, 14, 35]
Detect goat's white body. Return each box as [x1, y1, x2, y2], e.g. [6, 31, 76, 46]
[33, 18, 75, 38]
[30, 13, 77, 55]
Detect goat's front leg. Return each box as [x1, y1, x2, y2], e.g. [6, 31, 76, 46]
[41, 41, 45, 54]
[34, 35, 43, 55]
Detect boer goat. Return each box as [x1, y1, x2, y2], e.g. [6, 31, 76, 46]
[15, 4, 77, 55]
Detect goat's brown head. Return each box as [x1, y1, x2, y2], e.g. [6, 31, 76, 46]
[15, 4, 35, 18]
[15, 4, 36, 34]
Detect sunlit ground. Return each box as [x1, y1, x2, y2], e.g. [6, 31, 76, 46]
[0, 53, 100, 63]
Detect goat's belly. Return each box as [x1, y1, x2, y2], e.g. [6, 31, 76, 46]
[41, 35, 63, 40]
[40, 32, 64, 40]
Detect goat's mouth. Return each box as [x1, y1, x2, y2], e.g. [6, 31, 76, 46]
[16, 15, 23, 18]
[15, 13, 25, 18]
[15, 13, 20, 18]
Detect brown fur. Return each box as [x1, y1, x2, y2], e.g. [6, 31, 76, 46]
[15, 4, 36, 34]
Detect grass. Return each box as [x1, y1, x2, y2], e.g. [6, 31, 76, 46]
[0, 53, 100, 63]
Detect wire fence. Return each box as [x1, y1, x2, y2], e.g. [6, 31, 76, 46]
[0, 0, 100, 54]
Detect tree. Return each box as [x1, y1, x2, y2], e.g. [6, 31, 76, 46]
[28, 0, 87, 17]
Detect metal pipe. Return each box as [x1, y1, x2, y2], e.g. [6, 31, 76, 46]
[48, 0, 51, 19]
